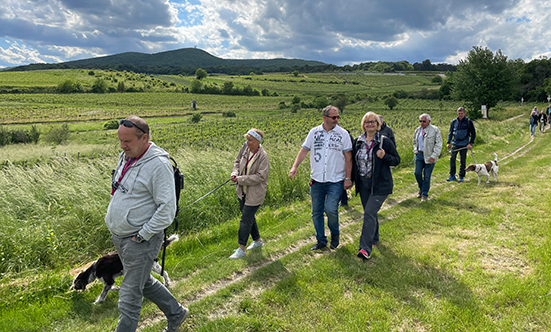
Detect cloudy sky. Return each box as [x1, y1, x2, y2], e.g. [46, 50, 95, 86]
[1, 0, 550, 69]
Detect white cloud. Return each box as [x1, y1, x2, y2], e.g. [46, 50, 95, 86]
[3, 0, 551, 68]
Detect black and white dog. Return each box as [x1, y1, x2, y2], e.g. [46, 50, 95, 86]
[466, 153, 499, 185]
[71, 234, 179, 304]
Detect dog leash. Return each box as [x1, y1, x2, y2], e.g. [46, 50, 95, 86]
[161, 178, 232, 276]
[448, 146, 477, 164]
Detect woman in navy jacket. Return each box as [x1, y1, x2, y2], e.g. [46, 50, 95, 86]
[352, 112, 401, 260]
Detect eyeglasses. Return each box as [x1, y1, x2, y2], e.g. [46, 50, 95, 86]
[119, 119, 147, 134]
[325, 115, 340, 120]
[419, 120, 427, 123]
[365, 121, 377, 125]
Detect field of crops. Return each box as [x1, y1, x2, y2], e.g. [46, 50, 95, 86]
[0, 68, 530, 274]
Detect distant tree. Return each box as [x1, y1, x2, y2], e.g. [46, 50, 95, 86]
[292, 96, 301, 104]
[431, 76, 443, 84]
[43, 124, 70, 145]
[190, 80, 203, 93]
[91, 78, 108, 93]
[439, 77, 453, 100]
[57, 79, 83, 93]
[384, 96, 398, 110]
[261, 88, 270, 96]
[313, 96, 329, 111]
[117, 81, 126, 92]
[27, 125, 40, 144]
[451, 46, 518, 117]
[222, 81, 234, 94]
[293, 70, 299, 77]
[334, 95, 348, 114]
[195, 68, 208, 80]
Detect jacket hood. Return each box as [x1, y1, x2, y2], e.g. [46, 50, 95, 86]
[119, 142, 169, 165]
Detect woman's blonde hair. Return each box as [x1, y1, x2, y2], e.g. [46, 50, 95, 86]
[360, 112, 382, 132]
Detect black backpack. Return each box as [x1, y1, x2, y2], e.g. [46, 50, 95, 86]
[161, 157, 184, 275]
[169, 157, 184, 232]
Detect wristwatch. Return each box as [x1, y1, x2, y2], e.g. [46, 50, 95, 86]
[134, 233, 146, 243]
[345, 178, 352, 181]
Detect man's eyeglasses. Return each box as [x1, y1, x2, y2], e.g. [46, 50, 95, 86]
[325, 116, 340, 120]
[119, 119, 147, 134]
[419, 120, 427, 123]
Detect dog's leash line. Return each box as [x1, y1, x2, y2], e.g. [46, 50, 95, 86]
[182, 178, 232, 211]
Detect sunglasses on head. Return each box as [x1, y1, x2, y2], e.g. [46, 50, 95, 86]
[119, 119, 147, 134]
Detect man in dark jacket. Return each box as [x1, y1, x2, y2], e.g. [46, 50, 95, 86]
[446, 107, 476, 182]
[378, 115, 396, 146]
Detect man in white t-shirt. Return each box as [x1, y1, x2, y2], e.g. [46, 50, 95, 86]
[289, 105, 353, 250]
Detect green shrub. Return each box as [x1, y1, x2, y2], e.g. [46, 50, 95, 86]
[42, 124, 70, 145]
[190, 113, 203, 123]
[103, 119, 119, 130]
[57, 80, 83, 93]
[222, 111, 236, 117]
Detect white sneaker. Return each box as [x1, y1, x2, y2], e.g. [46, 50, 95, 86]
[229, 248, 246, 259]
[246, 240, 264, 250]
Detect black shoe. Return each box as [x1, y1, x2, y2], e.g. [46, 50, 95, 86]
[330, 234, 339, 249]
[311, 242, 326, 251]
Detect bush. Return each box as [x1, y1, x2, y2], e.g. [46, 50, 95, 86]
[0, 126, 40, 146]
[42, 124, 70, 145]
[190, 113, 203, 123]
[291, 104, 300, 113]
[27, 125, 40, 144]
[91, 78, 108, 93]
[103, 119, 119, 130]
[222, 111, 236, 117]
[432, 76, 443, 84]
[57, 80, 83, 93]
[278, 101, 287, 109]
[384, 96, 398, 110]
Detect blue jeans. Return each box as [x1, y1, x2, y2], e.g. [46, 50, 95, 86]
[530, 124, 537, 136]
[111, 232, 183, 332]
[414, 152, 435, 197]
[310, 180, 343, 246]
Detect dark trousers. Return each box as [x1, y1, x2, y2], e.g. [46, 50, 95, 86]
[238, 197, 260, 246]
[358, 177, 388, 255]
[450, 146, 468, 177]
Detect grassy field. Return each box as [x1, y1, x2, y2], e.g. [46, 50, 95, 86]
[0, 69, 550, 331]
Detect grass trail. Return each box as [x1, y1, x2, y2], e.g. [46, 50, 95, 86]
[1, 121, 549, 332]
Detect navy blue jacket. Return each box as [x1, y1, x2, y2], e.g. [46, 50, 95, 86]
[447, 116, 476, 147]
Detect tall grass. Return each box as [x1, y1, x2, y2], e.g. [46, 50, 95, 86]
[0, 108, 525, 277]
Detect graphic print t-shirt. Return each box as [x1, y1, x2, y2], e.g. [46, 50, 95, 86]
[302, 124, 352, 183]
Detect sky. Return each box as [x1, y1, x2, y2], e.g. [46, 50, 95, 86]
[1, 0, 551, 69]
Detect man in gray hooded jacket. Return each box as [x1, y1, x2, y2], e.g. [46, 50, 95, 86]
[106, 115, 188, 332]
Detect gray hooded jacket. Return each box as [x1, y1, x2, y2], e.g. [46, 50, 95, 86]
[105, 142, 176, 241]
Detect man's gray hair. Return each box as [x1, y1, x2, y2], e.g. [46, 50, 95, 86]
[419, 113, 431, 121]
[322, 105, 339, 117]
[457, 106, 465, 113]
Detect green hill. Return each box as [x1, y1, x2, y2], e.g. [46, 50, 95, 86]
[6, 48, 328, 74]
[65, 48, 326, 68]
